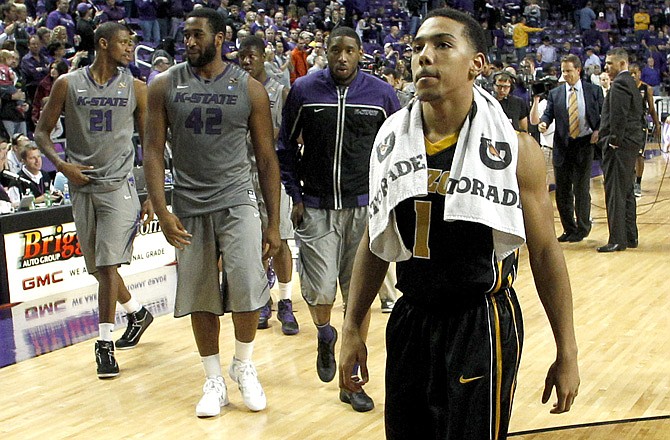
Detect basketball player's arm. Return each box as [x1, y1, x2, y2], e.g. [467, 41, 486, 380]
[133, 78, 154, 225]
[34, 76, 93, 186]
[249, 77, 281, 259]
[517, 132, 580, 414]
[144, 73, 192, 249]
[339, 227, 389, 393]
[645, 85, 661, 136]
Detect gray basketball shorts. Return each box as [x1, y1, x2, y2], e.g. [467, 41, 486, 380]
[70, 179, 141, 274]
[251, 171, 294, 240]
[295, 206, 368, 306]
[173, 204, 269, 317]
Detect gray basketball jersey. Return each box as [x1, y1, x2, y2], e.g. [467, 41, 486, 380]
[247, 76, 285, 173]
[63, 67, 136, 193]
[166, 62, 255, 217]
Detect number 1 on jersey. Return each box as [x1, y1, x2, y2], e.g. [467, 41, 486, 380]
[413, 200, 432, 259]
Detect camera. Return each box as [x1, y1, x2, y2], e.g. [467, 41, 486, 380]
[531, 76, 558, 99]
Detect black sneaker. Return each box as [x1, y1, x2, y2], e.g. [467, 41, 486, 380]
[95, 340, 119, 379]
[380, 299, 395, 313]
[277, 299, 299, 335]
[316, 327, 337, 382]
[339, 388, 375, 412]
[115, 307, 154, 349]
[257, 300, 272, 330]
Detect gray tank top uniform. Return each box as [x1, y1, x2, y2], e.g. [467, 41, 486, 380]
[248, 76, 284, 173]
[165, 63, 254, 217]
[63, 66, 137, 193]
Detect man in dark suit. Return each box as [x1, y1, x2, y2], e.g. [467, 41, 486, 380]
[597, 48, 645, 252]
[539, 54, 604, 242]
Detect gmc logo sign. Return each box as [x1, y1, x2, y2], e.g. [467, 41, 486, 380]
[22, 271, 64, 290]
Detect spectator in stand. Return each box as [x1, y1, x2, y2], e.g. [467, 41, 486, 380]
[46, 0, 76, 46]
[650, 6, 666, 29]
[50, 25, 75, 58]
[325, 8, 343, 32]
[617, 0, 633, 33]
[98, 0, 127, 24]
[274, 10, 287, 33]
[0, 2, 19, 48]
[20, 35, 49, 103]
[641, 56, 663, 95]
[135, 0, 159, 45]
[290, 30, 309, 84]
[578, 2, 596, 32]
[634, 7, 651, 40]
[513, 16, 543, 63]
[31, 60, 68, 126]
[524, 0, 542, 27]
[537, 35, 558, 68]
[600, 71, 611, 95]
[595, 11, 612, 34]
[382, 42, 398, 69]
[168, 0, 187, 41]
[146, 55, 169, 84]
[584, 46, 602, 71]
[272, 40, 291, 88]
[14, 144, 54, 203]
[7, 3, 30, 60]
[222, 25, 238, 62]
[389, 1, 406, 30]
[383, 25, 400, 46]
[75, 3, 96, 67]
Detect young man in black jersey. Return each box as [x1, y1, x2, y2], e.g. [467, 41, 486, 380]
[339, 8, 580, 439]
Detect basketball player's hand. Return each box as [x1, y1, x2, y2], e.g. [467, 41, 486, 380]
[538, 122, 547, 133]
[291, 202, 304, 228]
[339, 328, 369, 394]
[542, 356, 580, 414]
[158, 213, 192, 250]
[59, 162, 94, 186]
[262, 226, 280, 260]
[140, 199, 155, 226]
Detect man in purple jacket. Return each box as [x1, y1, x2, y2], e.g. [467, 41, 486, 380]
[135, 0, 159, 44]
[46, 0, 76, 45]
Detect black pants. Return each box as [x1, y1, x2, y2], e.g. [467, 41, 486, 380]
[385, 291, 524, 440]
[602, 146, 638, 245]
[554, 136, 593, 237]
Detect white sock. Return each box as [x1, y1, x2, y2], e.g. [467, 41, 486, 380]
[99, 323, 114, 341]
[235, 340, 254, 362]
[201, 354, 222, 378]
[120, 297, 142, 314]
[278, 281, 292, 300]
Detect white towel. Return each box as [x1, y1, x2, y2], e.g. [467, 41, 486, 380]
[368, 85, 526, 262]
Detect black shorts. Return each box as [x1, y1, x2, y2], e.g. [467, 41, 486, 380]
[385, 289, 524, 440]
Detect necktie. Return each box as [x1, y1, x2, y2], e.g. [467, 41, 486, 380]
[568, 86, 579, 138]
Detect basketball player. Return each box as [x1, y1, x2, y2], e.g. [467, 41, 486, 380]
[143, 8, 281, 417]
[339, 8, 580, 439]
[238, 35, 299, 336]
[34, 22, 155, 379]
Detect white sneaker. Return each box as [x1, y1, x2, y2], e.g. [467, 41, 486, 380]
[195, 376, 229, 417]
[229, 357, 267, 411]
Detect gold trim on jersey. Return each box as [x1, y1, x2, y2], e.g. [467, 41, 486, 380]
[491, 294, 503, 440]
[424, 132, 458, 156]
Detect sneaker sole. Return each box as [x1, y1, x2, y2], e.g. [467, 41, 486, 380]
[97, 371, 120, 379]
[195, 397, 229, 417]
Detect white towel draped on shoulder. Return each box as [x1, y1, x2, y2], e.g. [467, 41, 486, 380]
[368, 85, 526, 262]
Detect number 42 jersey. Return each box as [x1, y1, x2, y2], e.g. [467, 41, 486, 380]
[165, 62, 254, 217]
[64, 66, 137, 193]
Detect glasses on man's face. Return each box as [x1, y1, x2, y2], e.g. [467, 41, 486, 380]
[495, 84, 511, 89]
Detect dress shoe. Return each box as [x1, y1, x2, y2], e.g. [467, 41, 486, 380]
[568, 234, 584, 242]
[597, 243, 627, 253]
[557, 232, 573, 242]
[339, 388, 375, 412]
[627, 239, 638, 249]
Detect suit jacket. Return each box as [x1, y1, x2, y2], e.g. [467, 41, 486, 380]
[599, 71, 646, 152]
[541, 81, 604, 166]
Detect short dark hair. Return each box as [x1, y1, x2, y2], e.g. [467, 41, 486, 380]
[94, 22, 130, 49]
[422, 7, 487, 56]
[239, 35, 266, 54]
[327, 26, 361, 48]
[46, 41, 65, 57]
[52, 60, 69, 76]
[561, 54, 582, 70]
[607, 47, 629, 62]
[187, 7, 226, 35]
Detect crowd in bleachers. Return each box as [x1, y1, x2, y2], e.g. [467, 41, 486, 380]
[1, 0, 669, 208]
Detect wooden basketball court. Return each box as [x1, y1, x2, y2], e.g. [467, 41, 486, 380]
[1, 153, 669, 439]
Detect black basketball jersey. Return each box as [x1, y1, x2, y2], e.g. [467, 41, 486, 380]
[637, 82, 650, 114]
[394, 145, 519, 307]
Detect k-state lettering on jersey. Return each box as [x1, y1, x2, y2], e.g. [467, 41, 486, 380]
[394, 146, 519, 307]
[166, 63, 254, 217]
[64, 66, 136, 193]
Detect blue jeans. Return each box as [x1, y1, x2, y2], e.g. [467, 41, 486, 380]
[140, 19, 160, 45]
